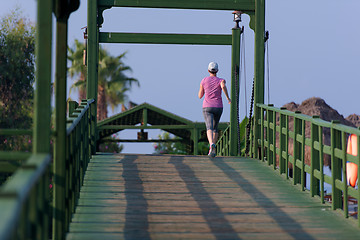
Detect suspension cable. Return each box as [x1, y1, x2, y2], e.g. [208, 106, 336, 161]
[241, 27, 248, 118]
[245, 77, 255, 156]
[265, 31, 270, 104]
[235, 64, 241, 156]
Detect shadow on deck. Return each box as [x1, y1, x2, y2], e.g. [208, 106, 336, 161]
[66, 154, 360, 240]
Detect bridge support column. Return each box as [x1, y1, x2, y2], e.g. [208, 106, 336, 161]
[53, 1, 80, 239]
[230, 27, 241, 156]
[87, 0, 99, 154]
[33, 1, 53, 239]
[253, 0, 266, 159]
[53, 18, 68, 240]
[33, 0, 52, 154]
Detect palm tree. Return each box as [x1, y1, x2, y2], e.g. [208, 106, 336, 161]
[68, 39, 87, 100]
[97, 48, 139, 120]
[68, 40, 139, 120]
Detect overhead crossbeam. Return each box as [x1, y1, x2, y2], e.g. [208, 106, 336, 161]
[98, 0, 255, 11]
[99, 32, 232, 45]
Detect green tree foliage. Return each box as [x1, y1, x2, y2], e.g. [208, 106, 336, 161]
[153, 132, 188, 155]
[98, 135, 124, 153]
[68, 40, 139, 120]
[153, 132, 210, 155]
[0, 9, 35, 151]
[239, 117, 249, 156]
[68, 40, 139, 153]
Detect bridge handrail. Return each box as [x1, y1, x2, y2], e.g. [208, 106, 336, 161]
[60, 99, 96, 233]
[0, 154, 51, 240]
[0, 99, 96, 239]
[254, 103, 360, 226]
[216, 125, 231, 156]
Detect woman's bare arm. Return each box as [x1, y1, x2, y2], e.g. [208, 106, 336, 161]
[198, 84, 204, 99]
[221, 80, 231, 104]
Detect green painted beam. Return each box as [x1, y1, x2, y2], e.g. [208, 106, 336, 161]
[98, 0, 255, 11]
[99, 123, 228, 131]
[33, 0, 52, 154]
[0, 129, 32, 136]
[99, 139, 186, 143]
[99, 32, 232, 45]
[99, 125, 196, 130]
[0, 152, 31, 161]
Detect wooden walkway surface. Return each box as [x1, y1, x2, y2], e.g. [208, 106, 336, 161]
[67, 154, 360, 240]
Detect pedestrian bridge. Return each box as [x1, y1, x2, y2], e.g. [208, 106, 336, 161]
[66, 154, 359, 240]
[1, 0, 360, 239]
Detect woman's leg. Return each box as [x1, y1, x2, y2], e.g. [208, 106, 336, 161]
[207, 130, 214, 145]
[212, 108, 223, 144]
[203, 108, 214, 145]
[213, 132, 218, 143]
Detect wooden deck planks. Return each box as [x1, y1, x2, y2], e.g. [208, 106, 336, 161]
[66, 154, 360, 240]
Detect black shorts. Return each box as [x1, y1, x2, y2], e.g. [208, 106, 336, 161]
[202, 107, 223, 132]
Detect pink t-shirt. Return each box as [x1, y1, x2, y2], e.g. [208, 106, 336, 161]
[201, 76, 225, 108]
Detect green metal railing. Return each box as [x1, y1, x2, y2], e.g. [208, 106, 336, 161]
[64, 99, 95, 223]
[0, 99, 95, 240]
[0, 153, 51, 240]
[216, 125, 231, 156]
[252, 103, 360, 226]
[53, 99, 95, 239]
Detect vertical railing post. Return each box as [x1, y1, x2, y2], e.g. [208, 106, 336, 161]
[279, 108, 287, 174]
[293, 112, 302, 185]
[193, 125, 199, 155]
[87, 0, 99, 154]
[301, 119, 306, 191]
[319, 126, 325, 203]
[253, 0, 266, 159]
[272, 109, 277, 170]
[341, 131, 348, 218]
[285, 113, 289, 179]
[68, 101, 79, 116]
[230, 25, 241, 156]
[267, 105, 274, 166]
[310, 116, 320, 197]
[265, 107, 270, 165]
[331, 120, 342, 210]
[260, 106, 264, 160]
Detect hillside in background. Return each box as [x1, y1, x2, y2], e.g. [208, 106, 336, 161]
[279, 97, 359, 167]
[282, 97, 359, 128]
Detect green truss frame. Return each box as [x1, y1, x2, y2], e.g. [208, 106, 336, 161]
[97, 102, 229, 154]
[87, 0, 265, 156]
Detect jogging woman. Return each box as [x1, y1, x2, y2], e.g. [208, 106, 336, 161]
[198, 62, 231, 157]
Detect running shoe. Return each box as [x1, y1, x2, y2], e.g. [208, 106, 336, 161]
[209, 143, 216, 158]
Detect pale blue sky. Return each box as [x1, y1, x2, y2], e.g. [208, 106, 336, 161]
[2, 1, 360, 153]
